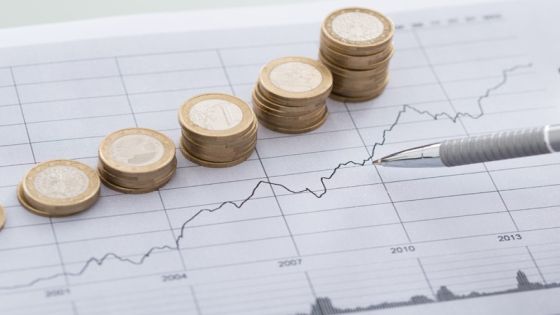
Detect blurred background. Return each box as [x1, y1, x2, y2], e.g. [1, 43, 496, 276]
[0, 0, 317, 28]
[0, 0, 503, 29]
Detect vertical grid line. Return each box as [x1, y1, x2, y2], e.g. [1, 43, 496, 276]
[216, 48, 302, 256]
[10, 66, 72, 287]
[71, 301, 79, 315]
[304, 271, 325, 315]
[344, 103, 412, 242]
[190, 285, 203, 315]
[526, 246, 547, 284]
[411, 29, 520, 231]
[255, 148, 302, 255]
[115, 57, 188, 271]
[9, 67, 36, 162]
[417, 258, 437, 299]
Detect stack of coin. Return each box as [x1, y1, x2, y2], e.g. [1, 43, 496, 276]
[252, 56, 332, 133]
[98, 128, 177, 193]
[17, 160, 101, 217]
[320, 7, 395, 102]
[0, 204, 5, 230]
[179, 93, 257, 168]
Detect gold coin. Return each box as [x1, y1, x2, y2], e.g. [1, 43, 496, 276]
[180, 143, 255, 168]
[180, 135, 256, 162]
[181, 128, 256, 153]
[0, 204, 5, 230]
[330, 79, 389, 103]
[179, 93, 256, 141]
[99, 128, 176, 177]
[253, 100, 327, 129]
[98, 157, 177, 190]
[319, 50, 393, 79]
[256, 109, 329, 134]
[20, 160, 100, 216]
[258, 56, 333, 102]
[252, 96, 326, 123]
[252, 86, 325, 116]
[181, 119, 258, 148]
[17, 184, 53, 217]
[321, 7, 394, 56]
[97, 156, 177, 183]
[99, 171, 175, 194]
[320, 31, 392, 55]
[255, 82, 326, 108]
[179, 93, 257, 167]
[332, 75, 389, 93]
[320, 42, 394, 70]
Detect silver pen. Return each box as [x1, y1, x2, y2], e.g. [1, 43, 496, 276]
[374, 124, 560, 167]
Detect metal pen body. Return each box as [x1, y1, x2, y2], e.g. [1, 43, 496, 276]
[375, 124, 560, 168]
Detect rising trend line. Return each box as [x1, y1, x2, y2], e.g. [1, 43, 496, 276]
[1, 63, 532, 290]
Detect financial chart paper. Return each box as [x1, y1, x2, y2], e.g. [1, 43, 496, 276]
[1, 1, 560, 315]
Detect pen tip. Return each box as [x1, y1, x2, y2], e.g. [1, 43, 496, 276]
[372, 159, 382, 166]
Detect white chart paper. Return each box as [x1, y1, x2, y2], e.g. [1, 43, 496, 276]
[1, 1, 560, 314]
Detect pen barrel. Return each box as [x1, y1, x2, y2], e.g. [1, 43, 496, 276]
[440, 126, 554, 167]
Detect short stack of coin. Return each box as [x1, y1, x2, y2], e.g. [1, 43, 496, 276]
[17, 160, 101, 217]
[98, 128, 177, 193]
[320, 7, 395, 102]
[252, 56, 332, 133]
[179, 93, 257, 168]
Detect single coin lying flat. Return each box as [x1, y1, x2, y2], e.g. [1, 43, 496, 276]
[18, 160, 100, 217]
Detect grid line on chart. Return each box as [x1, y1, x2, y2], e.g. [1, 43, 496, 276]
[10, 65, 75, 290]
[344, 102, 412, 242]
[3, 175, 560, 239]
[0, 95, 545, 134]
[5, 45, 526, 90]
[526, 246, 548, 284]
[410, 29, 521, 231]
[118, 55, 190, 271]
[2, 15, 556, 308]
[213, 48, 300, 256]
[3, 239, 556, 295]
[0, 17, 508, 70]
[5, 218, 560, 279]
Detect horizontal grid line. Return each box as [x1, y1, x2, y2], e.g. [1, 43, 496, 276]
[3, 194, 560, 256]
[0, 21, 505, 71]
[0, 16, 556, 296]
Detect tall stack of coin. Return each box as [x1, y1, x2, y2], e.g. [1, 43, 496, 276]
[252, 56, 332, 133]
[17, 160, 101, 217]
[98, 128, 177, 193]
[320, 7, 395, 102]
[179, 93, 257, 168]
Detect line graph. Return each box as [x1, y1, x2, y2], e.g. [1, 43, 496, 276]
[2, 4, 560, 314]
[0, 63, 532, 290]
[298, 270, 557, 315]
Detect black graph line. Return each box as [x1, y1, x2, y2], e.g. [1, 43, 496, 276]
[0, 63, 532, 290]
[297, 270, 557, 315]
